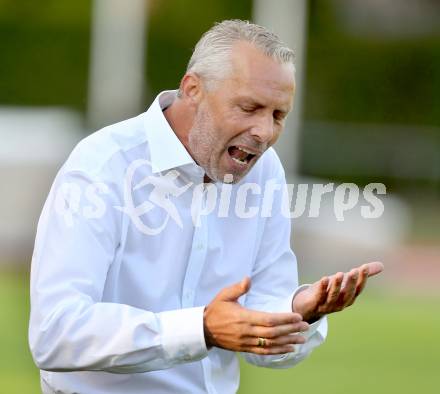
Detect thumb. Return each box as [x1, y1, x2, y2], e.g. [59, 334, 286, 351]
[216, 277, 251, 302]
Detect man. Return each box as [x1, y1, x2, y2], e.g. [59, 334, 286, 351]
[29, 20, 383, 393]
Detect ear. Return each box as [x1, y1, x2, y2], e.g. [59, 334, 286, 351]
[179, 73, 204, 106]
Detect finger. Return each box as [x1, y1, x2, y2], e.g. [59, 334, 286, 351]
[340, 272, 349, 290]
[268, 334, 306, 347]
[354, 264, 370, 297]
[315, 276, 329, 306]
[340, 269, 359, 306]
[326, 272, 344, 304]
[216, 277, 251, 302]
[250, 321, 309, 339]
[246, 310, 303, 327]
[243, 334, 306, 348]
[244, 344, 296, 355]
[364, 261, 384, 277]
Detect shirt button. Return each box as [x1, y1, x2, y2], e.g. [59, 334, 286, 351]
[196, 243, 204, 250]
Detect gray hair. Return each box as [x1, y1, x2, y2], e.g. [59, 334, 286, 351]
[178, 19, 295, 97]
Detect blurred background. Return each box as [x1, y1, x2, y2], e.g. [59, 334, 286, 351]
[0, 0, 439, 393]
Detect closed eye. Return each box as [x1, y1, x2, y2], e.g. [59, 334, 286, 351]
[240, 105, 257, 113]
[273, 110, 287, 122]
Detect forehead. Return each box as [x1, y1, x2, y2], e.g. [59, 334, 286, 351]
[223, 41, 295, 108]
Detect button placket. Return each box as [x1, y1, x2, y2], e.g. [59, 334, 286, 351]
[181, 182, 209, 308]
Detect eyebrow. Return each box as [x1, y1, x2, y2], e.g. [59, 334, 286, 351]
[238, 97, 264, 107]
[238, 97, 290, 114]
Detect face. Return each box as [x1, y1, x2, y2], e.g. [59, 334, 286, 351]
[187, 41, 295, 183]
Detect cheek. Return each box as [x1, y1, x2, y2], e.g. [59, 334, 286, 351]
[223, 114, 251, 137]
[270, 126, 283, 145]
[220, 105, 246, 125]
[213, 121, 242, 146]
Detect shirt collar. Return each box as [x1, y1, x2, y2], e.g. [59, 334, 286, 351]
[144, 90, 196, 174]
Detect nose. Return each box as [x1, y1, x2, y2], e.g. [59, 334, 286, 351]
[249, 114, 275, 144]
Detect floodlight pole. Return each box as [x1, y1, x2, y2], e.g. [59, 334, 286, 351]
[253, 0, 308, 176]
[87, 0, 147, 130]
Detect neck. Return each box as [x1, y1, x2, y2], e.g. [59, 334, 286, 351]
[163, 99, 193, 154]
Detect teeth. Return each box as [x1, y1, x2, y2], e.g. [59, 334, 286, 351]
[238, 147, 253, 154]
[232, 157, 248, 165]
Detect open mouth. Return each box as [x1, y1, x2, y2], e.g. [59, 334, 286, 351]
[227, 146, 257, 166]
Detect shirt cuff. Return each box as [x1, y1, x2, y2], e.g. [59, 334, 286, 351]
[280, 284, 327, 341]
[158, 306, 208, 363]
[269, 285, 327, 363]
[277, 284, 311, 314]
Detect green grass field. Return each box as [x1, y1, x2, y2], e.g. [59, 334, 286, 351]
[0, 271, 40, 392]
[1, 271, 438, 393]
[239, 292, 440, 394]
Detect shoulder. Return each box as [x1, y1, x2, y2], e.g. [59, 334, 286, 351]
[60, 113, 149, 180]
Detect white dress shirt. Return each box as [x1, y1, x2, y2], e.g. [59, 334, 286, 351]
[29, 91, 327, 394]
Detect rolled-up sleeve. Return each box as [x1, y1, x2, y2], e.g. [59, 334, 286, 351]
[29, 169, 208, 373]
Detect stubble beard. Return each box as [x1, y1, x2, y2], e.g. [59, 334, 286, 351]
[187, 103, 255, 184]
[188, 104, 224, 182]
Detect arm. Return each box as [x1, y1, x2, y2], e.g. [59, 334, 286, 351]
[238, 163, 384, 367]
[29, 169, 207, 373]
[203, 153, 384, 368]
[240, 236, 327, 369]
[240, 161, 327, 368]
